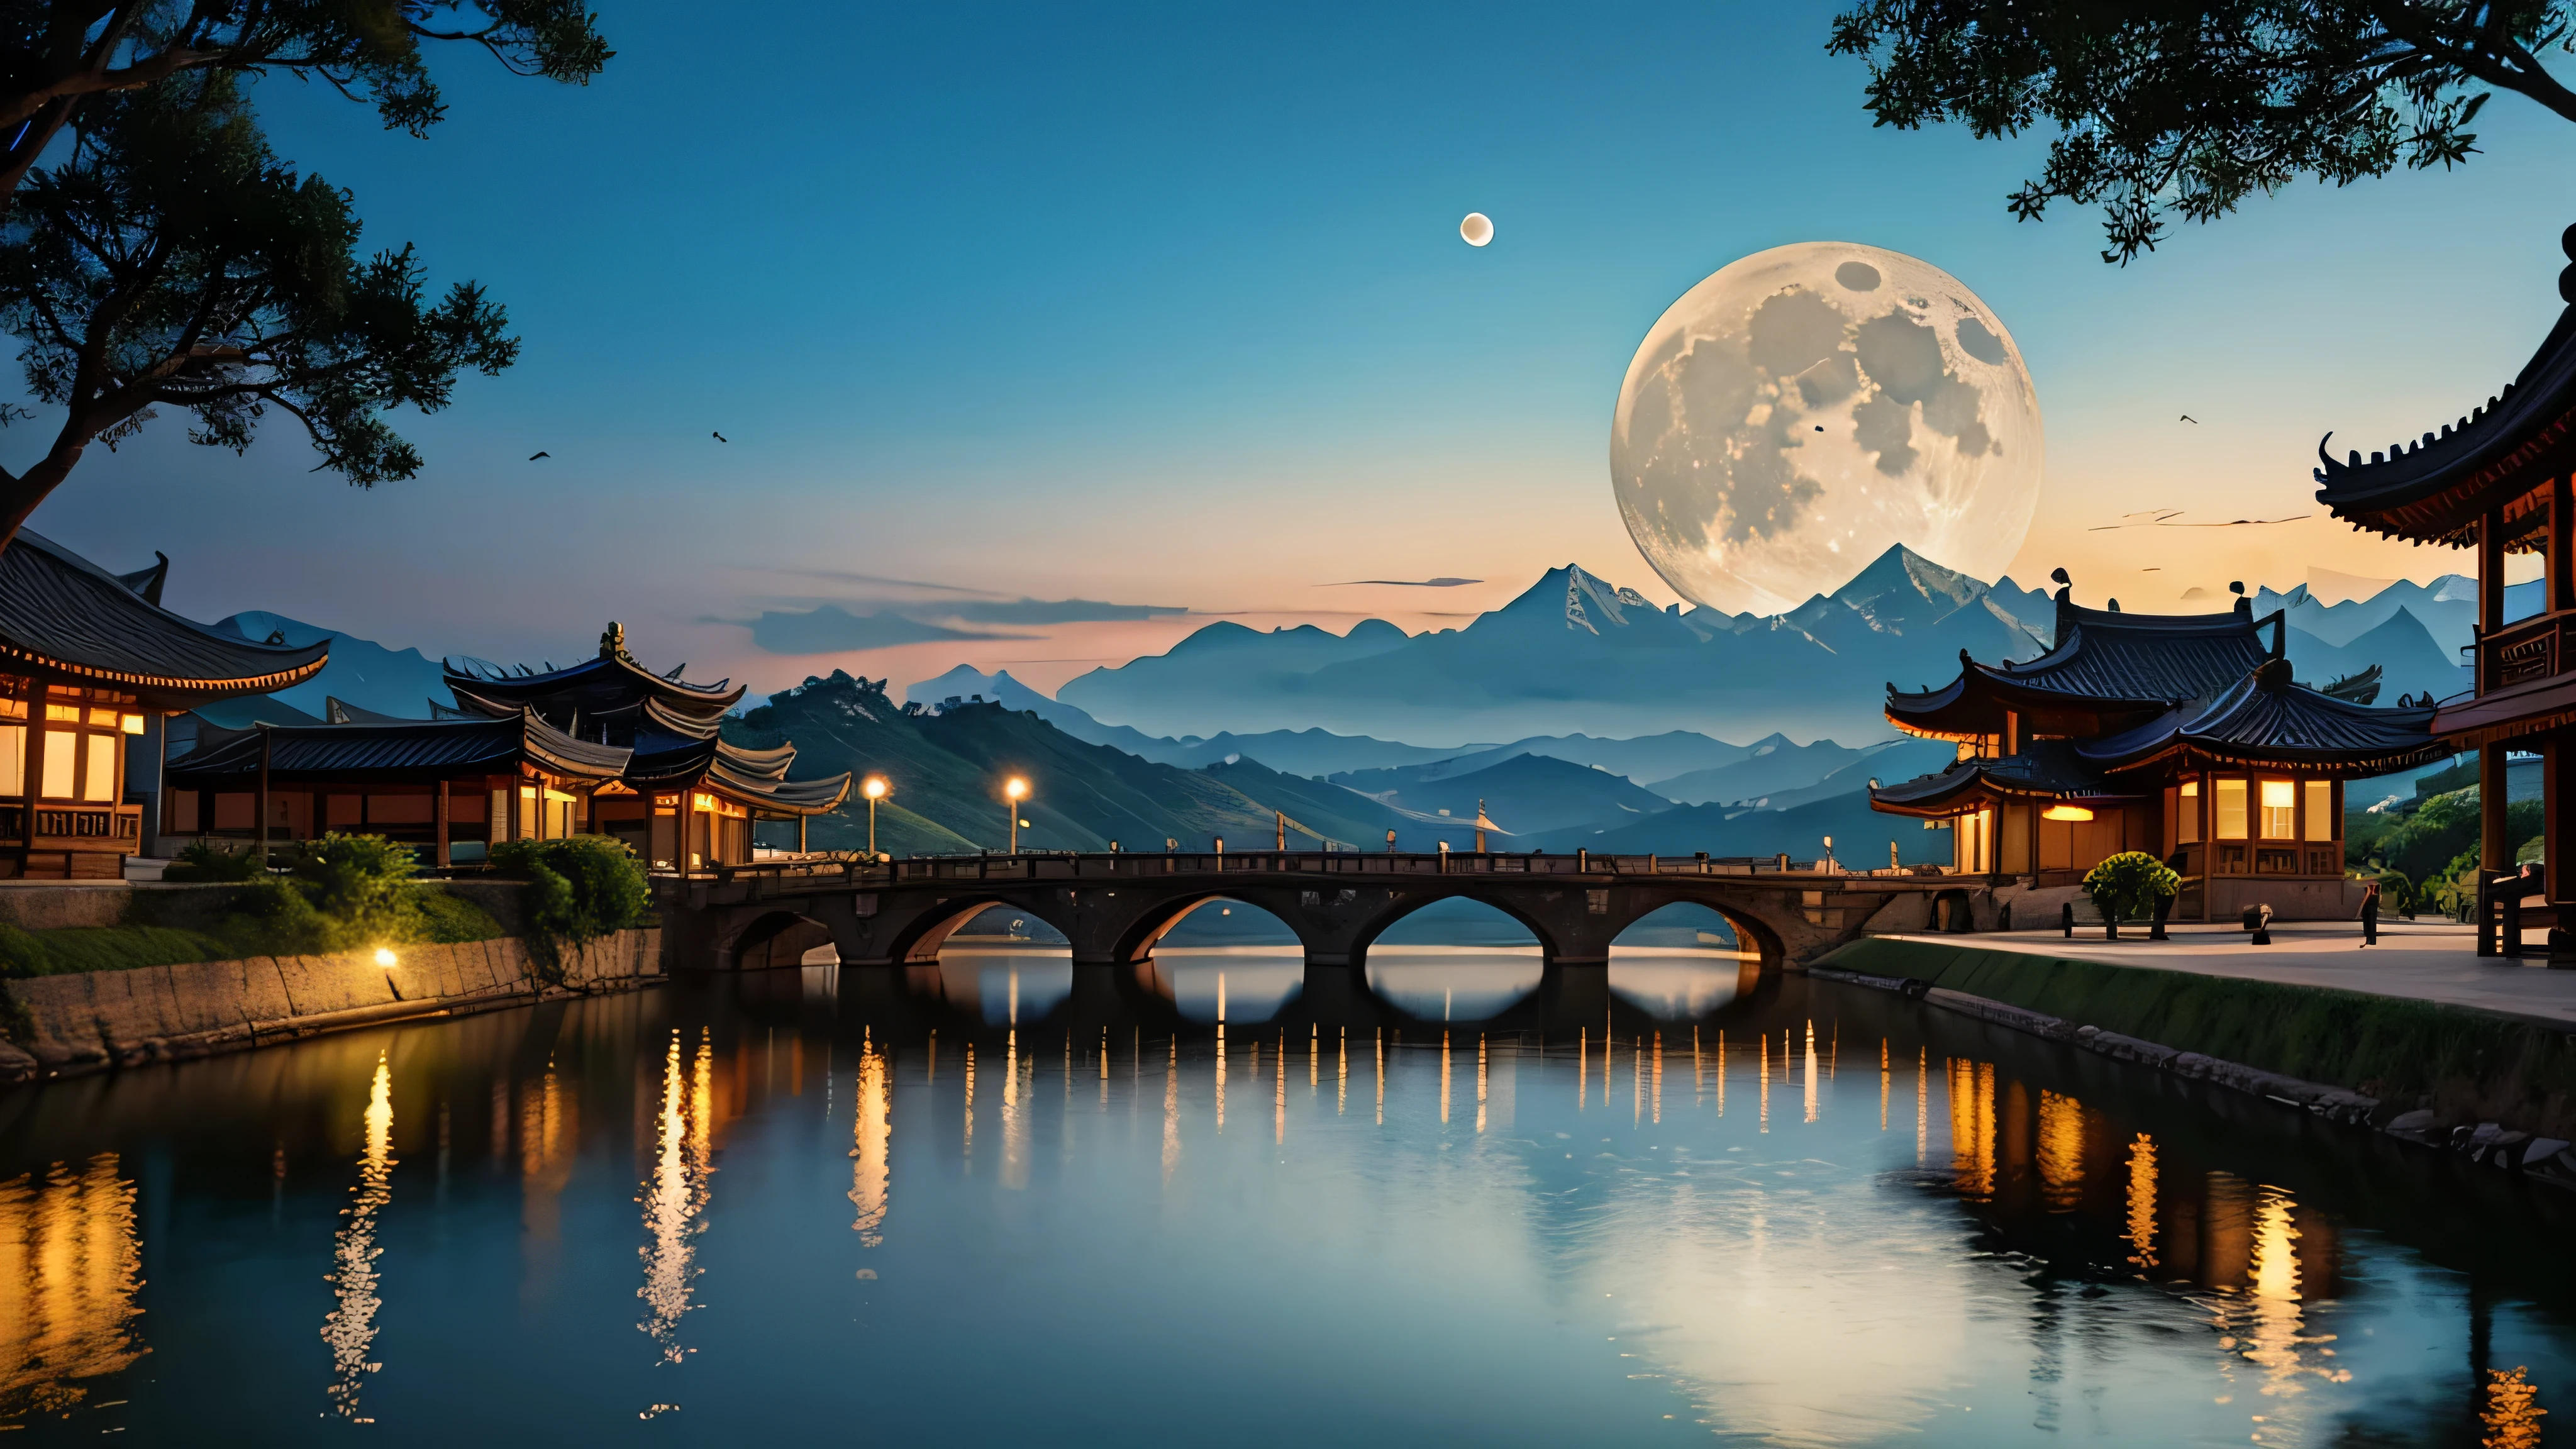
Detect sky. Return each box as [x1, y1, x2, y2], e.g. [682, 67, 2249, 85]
[9, 1, 2573, 704]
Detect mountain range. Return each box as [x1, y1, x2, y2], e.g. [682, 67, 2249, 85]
[189, 545, 2492, 870]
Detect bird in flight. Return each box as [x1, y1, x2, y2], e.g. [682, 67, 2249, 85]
[528, 451, 550, 460]
[2180, 414, 2198, 424]
[712, 431, 728, 443]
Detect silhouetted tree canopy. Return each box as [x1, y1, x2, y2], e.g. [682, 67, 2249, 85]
[1828, 1, 2576, 262]
[0, 72, 518, 541]
[1, 2, 611, 213]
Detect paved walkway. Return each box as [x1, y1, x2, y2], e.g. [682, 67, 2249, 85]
[1867, 920, 2576, 1026]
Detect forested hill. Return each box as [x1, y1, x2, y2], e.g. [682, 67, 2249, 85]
[726, 672, 1416, 855]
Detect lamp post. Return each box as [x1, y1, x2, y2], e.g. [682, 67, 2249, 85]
[1005, 777, 1029, 853]
[862, 775, 888, 858]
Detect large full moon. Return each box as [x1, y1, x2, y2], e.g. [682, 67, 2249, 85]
[1610, 242, 2042, 616]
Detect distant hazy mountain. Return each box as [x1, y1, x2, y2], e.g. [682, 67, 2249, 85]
[214, 611, 455, 720]
[1400, 731, 1751, 786]
[1328, 753, 1678, 837]
[1644, 733, 1920, 806]
[1058, 548, 2048, 743]
[2285, 606, 2471, 704]
[907, 665, 1457, 775]
[1529, 787, 1952, 867]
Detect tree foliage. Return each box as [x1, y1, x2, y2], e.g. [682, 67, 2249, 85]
[0, 3, 610, 212]
[0, 70, 517, 538]
[1826, 1, 2576, 263]
[2081, 849, 2181, 921]
[492, 835, 646, 982]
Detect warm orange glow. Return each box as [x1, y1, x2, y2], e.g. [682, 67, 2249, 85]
[2041, 804, 2094, 822]
[862, 776, 888, 800]
[692, 792, 718, 812]
[118, 714, 143, 735]
[372, 948, 397, 969]
[1004, 777, 1028, 801]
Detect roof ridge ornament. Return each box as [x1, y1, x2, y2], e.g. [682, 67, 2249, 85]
[599, 621, 634, 663]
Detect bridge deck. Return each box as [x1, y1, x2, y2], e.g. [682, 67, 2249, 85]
[665, 850, 1963, 891]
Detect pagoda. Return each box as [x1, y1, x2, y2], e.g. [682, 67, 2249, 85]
[0, 529, 327, 878]
[441, 623, 849, 868]
[1869, 574, 2445, 920]
[2311, 224, 2576, 951]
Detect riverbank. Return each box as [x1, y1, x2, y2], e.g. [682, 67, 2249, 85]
[1819, 934, 2576, 1169]
[0, 926, 663, 1085]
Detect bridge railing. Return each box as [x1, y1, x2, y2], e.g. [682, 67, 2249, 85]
[666, 850, 1949, 889]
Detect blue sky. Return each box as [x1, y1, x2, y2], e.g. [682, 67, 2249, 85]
[11, 1, 2575, 698]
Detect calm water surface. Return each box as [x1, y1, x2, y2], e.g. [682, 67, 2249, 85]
[1, 947, 2570, 1446]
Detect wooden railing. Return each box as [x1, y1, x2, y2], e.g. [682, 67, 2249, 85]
[665, 849, 1955, 888]
[2480, 612, 2576, 691]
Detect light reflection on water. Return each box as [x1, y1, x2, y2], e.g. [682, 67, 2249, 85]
[0, 959, 2568, 1445]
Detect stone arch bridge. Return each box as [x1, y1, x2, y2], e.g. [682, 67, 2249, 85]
[655, 850, 1970, 977]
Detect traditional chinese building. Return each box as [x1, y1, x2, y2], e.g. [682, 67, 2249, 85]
[0, 529, 327, 878]
[441, 625, 850, 868]
[1868, 578, 2445, 919]
[165, 624, 851, 870]
[162, 709, 632, 866]
[2310, 225, 2576, 950]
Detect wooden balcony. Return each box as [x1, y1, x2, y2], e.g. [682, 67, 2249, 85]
[2479, 611, 2576, 691]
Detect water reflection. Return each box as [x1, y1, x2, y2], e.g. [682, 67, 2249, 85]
[637, 1028, 714, 1365]
[1366, 949, 1542, 1018]
[1606, 952, 1750, 1017]
[321, 1052, 396, 1421]
[0, 963, 2568, 1444]
[1156, 951, 1301, 1023]
[0, 1154, 143, 1421]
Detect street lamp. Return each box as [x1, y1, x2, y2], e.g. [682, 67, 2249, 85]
[862, 775, 889, 858]
[1005, 777, 1029, 853]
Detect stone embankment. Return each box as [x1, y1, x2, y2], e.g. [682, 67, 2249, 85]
[0, 928, 662, 1085]
[0, 880, 662, 1086]
[1812, 941, 2576, 1189]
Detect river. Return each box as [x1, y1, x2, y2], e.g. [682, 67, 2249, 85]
[0, 947, 2568, 1445]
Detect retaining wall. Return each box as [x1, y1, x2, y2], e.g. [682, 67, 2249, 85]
[0, 926, 658, 1086]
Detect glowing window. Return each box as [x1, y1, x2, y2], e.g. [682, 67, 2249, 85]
[2214, 779, 2248, 840]
[0, 697, 26, 719]
[43, 704, 78, 723]
[0, 724, 22, 795]
[86, 707, 118, 727]
[2177, 780, 2201, 845]
[2260, 779, 2296, 840]
[40, 730, 75, 798]
[2304, 780, 2334, 841]
[82, 735, 114, 802]
[119, 713, 144, 735]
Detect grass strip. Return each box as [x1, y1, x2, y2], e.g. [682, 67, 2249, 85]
[1823, 936, 2576, 1124]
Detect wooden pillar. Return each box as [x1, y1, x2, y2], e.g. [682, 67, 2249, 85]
[2481, 507, 2507, 692]
[19, 697, 41, 859]
[798, 816, 808, 853]
[2553, 477, 2576, 613]
[2483, 743, 2511, 874]
[254, 724, 271, 867]
[2200, 769, 2214, 923]
[2550, 735, 2569, 908]
[433, 779, 450, 868]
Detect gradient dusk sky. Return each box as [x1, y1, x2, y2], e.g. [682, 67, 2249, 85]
[9, 1, 2575, 703]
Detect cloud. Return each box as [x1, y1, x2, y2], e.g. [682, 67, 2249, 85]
[1318, 577, 1484, 587]
[745, 604, 1034, 655]
[764, 567, 996, 596]
[933, 598, 1189, 624]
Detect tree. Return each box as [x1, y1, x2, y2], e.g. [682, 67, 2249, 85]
[0, 2, 609, 218]
[1826, 2, 2576, 263]
[0, 72, 517, 542]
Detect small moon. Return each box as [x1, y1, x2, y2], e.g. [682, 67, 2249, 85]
[1460, 212, 1494, 247]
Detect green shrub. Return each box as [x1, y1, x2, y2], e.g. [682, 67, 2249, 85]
[291, 833, 421, 945]
[2081, 851, 2180, 924]
[491, 836, 647, 981]
[0, 922, 47, 979]
[414, 887, 504, 944]
[2366, 786, 2542, 886]
[161, 841, 267, 882]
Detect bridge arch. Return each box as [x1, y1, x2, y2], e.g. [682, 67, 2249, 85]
[880, 894, 1080, 965]
[719, 909, 836, 970]
[1347, 886, 1564, 965]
